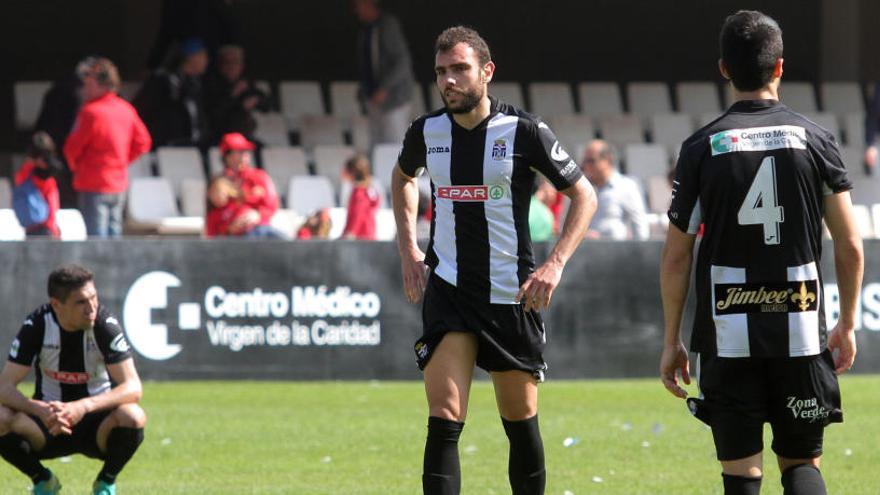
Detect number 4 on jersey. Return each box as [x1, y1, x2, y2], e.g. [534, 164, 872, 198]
[737, 156, 784, 245]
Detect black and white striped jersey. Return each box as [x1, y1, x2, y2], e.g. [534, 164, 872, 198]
[398, 96, 582, 304]
[668, 99, 852, 358]
[8, 304, 133, 402]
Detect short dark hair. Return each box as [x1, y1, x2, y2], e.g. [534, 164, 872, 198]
[27, 131, 56, 161]
[48, 265, 94, 302]
[719, 10, 783, 91]
[76, 56, 121, 92]
[434, 26, 492, 66]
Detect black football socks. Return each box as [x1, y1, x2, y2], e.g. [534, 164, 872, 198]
[722, 473, 762, 495]
[422, 416, 464, 495]
[97, 427, 144, 485]
[781, 464, 827, 495]
[502, 415, 545, 495]
[0, 432, 50, 483]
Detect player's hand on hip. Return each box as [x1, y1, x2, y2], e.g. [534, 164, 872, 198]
[660, 341, 691, 399]
[516, 259, 563, 312]
[827, 322, 857, 374]
[401, 250, 428, 304]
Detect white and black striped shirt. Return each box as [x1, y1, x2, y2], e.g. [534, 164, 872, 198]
[668, 99, 852, 358]
[8, 304, 133, 402]
[399, 97, 582, 304]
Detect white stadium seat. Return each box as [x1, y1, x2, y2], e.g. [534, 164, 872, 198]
[371, 143, 403, 193]
[128, 177, 180, 223]
[597, 114, 644, 149]
[489, 82, 525, 109]
[261, 146, 309, 198]
[0, 178, 12, 209]
[180, 178, 207, 217]
[253, 112, 290, 146]
[269, 208, 304, 239]
[287, 175, 336, 216]
[155, 147, 205, 197]
[675, 81, 722, 116]
[329, 81, 362, 122]
[14, 81, 52, 130]
[313, 145, 356, 188]
[627, 82, 672, 121]
[779, 81, 817, 113]
[128, 152, 154, 179]
[279, 81, 325, 129]
[577, 82, 623, 117]
[528, 82, 574, 118]
[821, 82, 864, 115]
[0, 209, 25, 241]
[375, 208, 397, 241]
[298, 114, 344, 149]
[650, 113, 694, 153]
[56, 209, 88, 241]
[623, 143, 670, 183]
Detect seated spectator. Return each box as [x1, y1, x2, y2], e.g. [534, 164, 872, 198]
[581, 139, 649, 240]
[535, 177, 565, 235]
[297, 209, 332, 239]
[529, 177, 556, 242]
[14, 132, 61, 238]
[212, 132, 286, 239]
[203, 44, 270, 142]
[134, 38, 210, 148]
[341, 154, 380, 240]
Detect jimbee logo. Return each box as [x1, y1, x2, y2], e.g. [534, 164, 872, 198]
[714, 280, 818, 315]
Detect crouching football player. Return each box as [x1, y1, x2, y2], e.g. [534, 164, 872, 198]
[0, 265, 146, 495]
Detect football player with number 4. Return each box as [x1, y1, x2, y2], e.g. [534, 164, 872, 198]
[660, 10, 864, 495]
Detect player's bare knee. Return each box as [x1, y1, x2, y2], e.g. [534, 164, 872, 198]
[498, 404, 537, 422]
[429, 402, 466, 422]
[113, 403, 147, 429]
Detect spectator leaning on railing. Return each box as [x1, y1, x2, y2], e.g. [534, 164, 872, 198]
[62, 57, 152, 238]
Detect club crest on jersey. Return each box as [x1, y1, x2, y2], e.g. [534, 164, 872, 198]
[492, 139, 508, 160]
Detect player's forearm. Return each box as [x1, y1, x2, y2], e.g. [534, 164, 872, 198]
[0, 382, 41, 415]
[547, 179, 596, 267]
[833, 237, 864, 328]
[81, 380, 142, 414]
[391, 169, 421, 258]
[660, 246, 692, 345]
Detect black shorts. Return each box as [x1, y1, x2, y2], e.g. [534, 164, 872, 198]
[30, 409, 112, 460]
[688, 349, 842, 461]
[415, 274, 547, 380]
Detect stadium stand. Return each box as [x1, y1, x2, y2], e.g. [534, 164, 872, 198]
[778, 81, 818, 113]
[156, 147, 205, 197]
[329, 81, 362, 123]
[253, 112, 290, 146]
[852, 204, 874, 238]
[821, 81, 864, 114]
[55, 209, 88, 240]
[279, 81, 325, 130]
[623, 143, 670, 184]
[298, 114, 345, 149]
[179, 178, 207, 217]
[13, 81, 52, 131]
[675, 81, 722, 116]
[0, 209, 25, 240]
[577, 82, 624, 117]
[0, 178, 11, 208]
[371, 143, 403, 194]
[287, 175, 336, 216]
[129, 153, 155, 179]
[597, 114, 644, 149]
[269, 208, 304, 238]
[546, 114, 595, 157]
[627, 82, 673, 122]
[802, 112, 843, 142]
[649, 113, 694, 153]
[261, 146, 309, 200]
[313, 144, 356, 188]
[842, 112, 866, 146]
[528, 82, 574, 118]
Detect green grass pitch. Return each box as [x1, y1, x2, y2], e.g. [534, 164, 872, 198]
[1, 376, 877, 494]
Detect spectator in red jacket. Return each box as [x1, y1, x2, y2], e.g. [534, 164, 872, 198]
[205, 176, 248, 237]
[63, 57, 152, 237]
[15, 132, 61, 238]
[341, 153, 380, 240]
[218, 132, 286, 238]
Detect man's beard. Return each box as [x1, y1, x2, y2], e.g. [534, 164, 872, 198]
[442, 87, 483, 114]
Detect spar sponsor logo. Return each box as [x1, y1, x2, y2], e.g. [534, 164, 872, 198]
[123, 271, 383, 360]
[437, 185, 508, 201]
